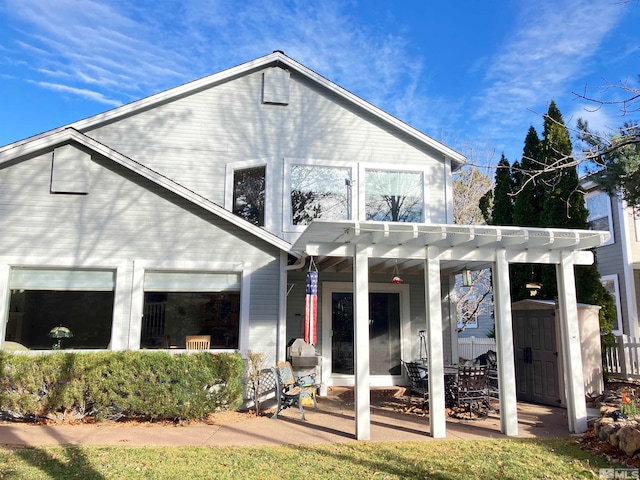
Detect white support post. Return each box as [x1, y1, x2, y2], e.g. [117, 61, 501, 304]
[557, 251, 588, 434]
[493, 249, 518, 436]
[0, 264, 10, 347]
[447, 274, 459, 365]
[353, 244, 371, 440]
[425, 246, 446, 438]
[128, 260, 145, 350]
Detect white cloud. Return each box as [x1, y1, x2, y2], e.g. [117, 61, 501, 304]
[473, 0, 626, 153]
[5, 0, 190, 100]
[2, 0, 442, 143]
[37, 82, 123, 107]
[567, 103, 617, 136]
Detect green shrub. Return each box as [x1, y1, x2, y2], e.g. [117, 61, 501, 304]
[0, 351, 243, 422]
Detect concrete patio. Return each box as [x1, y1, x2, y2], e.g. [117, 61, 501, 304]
[0, 387, 577, 447]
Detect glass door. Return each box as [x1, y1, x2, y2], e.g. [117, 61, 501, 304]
[331, 291, 402, 376]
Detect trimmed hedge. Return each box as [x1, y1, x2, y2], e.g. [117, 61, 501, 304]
[0, 351, 244, 421]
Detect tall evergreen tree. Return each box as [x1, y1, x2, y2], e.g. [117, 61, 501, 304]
[493, 154, 514, 225]
[537, 102, 589, 299]
[480, 154, 514, 226]
[540, 101, 589, 229]
[511, 127, 545, 301]
[531, 101, 615, 343]
[513, 126, 543, 227]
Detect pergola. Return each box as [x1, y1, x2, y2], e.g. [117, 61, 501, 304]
[291, 220, 610, 440]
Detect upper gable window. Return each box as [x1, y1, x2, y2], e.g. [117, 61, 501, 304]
[233, 166, 265, 226]
[364, 169, 423, 222]
[585, 190, 614, 245]
[290, 165, 351, 225]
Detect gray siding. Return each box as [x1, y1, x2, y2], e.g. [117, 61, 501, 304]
[595, 196, 632, 333]
[0, 151, 281, 357]
[86, 68, 450, 243]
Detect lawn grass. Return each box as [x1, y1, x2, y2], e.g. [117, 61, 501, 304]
[0, 438, 614, 479]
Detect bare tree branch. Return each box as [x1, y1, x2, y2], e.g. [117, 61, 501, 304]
[573, 77, 640, 115]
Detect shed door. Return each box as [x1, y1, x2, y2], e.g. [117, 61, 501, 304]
[513, 310, 561, 406]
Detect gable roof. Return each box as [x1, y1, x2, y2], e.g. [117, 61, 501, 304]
[0, 52, 466, 168]
[0, 127, 293, 254]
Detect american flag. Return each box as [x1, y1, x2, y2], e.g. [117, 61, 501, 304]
[304, 271, 318, 345]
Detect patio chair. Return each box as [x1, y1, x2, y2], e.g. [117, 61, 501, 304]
[271, 361, 318, 421]
[185, 335, 210, 350]
[455, 365, 489, 419]
[487, 368, 499, 400]
[402, 360, 429, 411]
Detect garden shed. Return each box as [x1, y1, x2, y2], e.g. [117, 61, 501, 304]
[511, 299, 603, 407]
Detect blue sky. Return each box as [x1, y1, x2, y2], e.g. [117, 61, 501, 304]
[0, 0, 638, 166]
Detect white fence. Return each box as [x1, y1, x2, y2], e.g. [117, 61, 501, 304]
[458, 337, 496, 361]
[604, 335, 640, 380]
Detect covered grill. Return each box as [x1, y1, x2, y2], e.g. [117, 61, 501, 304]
[287, 338, 320, 369]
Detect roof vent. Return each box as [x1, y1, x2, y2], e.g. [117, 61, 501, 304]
[262, 67, 290, 105]
[273, 50, 285, 55]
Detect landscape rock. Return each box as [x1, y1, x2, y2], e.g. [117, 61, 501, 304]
[616, 422, 640, 457]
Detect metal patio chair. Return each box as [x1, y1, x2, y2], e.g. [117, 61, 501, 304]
[455, 365, 489, 419]
[487, 368, 499, 400]
[271, 361, 317, 421]
[402, 360, 429, 411]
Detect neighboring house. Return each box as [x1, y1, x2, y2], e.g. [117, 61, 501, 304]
[0, 51, 609, 439]
[583, 180, 639, 338]
[457, 313, 494, 339]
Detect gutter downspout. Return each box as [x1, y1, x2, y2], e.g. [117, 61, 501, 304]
[278, 252, 307, 362]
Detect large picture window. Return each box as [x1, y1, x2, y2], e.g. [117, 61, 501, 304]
[586, 190, 614, 245]
[290, 165, 351, 225]
[141, 271, 241, 349]
[5, 268, 115, 350]
[233, 166, 265, 226]
[365, 169, 423, 222]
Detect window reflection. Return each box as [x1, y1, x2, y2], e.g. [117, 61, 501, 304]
[233, 166, 265, 226]
[290, 165, 350, 225]
[365, 169, 423, 222]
